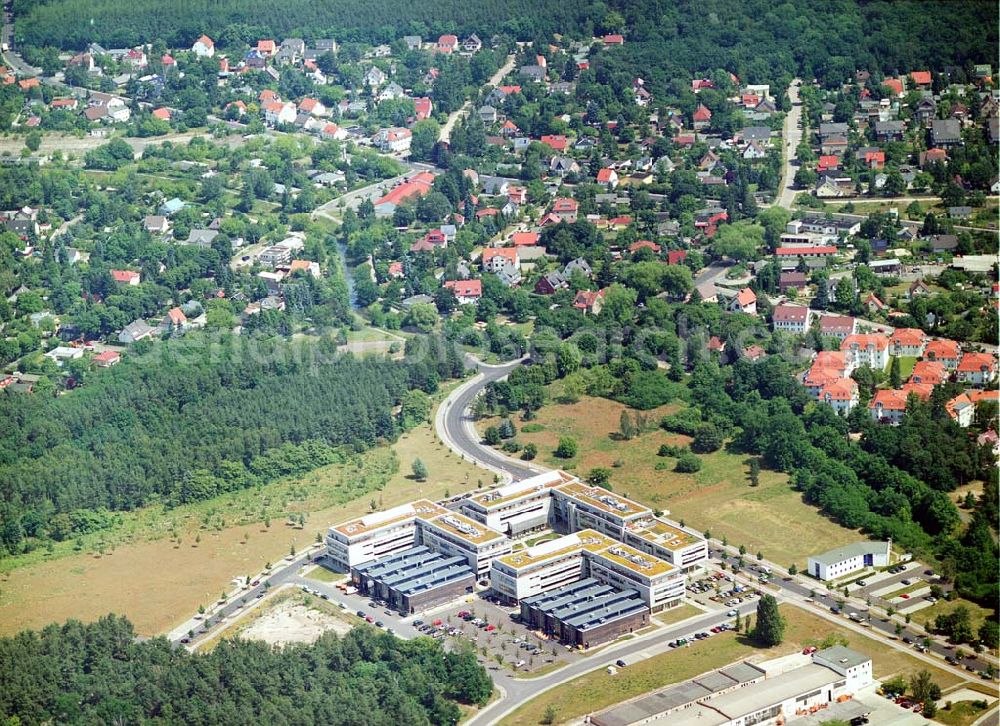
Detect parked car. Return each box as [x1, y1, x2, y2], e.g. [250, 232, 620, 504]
[615, 659, 628, 668]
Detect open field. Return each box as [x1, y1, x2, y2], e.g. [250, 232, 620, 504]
[916, 598, 995, 637]
[500, 605, 967, 726]
[480, 396, 860, 567]
[0, 403, 488, 637]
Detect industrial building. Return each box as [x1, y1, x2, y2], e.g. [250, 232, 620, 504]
[351, 546, 475, 614]
[592, 646, 873, 726]
[519, 578, 650, 647]
[807, 541, 891, 581]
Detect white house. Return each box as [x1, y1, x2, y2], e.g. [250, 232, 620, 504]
[771, 304, 811, 334]
[807, 541, 890, 581]
[192, 34, 215, 57]
[840, 334, 889, 371]
[374, 127, 412, 153]
[264, 101, 297, 126]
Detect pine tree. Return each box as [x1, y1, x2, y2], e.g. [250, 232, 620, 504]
[889, 356, 901, 388]
[412, 458, 428, 481]
[753, 594, 785, 646]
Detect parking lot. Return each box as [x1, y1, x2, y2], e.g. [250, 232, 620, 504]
[686, 569, 763, 612]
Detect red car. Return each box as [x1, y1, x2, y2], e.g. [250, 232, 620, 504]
[485, 625, 496, 632]
[900, 593, 910, 599]
[802, 646, 817, 655]
[365, 615, 375, 623]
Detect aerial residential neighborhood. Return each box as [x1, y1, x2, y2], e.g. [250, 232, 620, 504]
[0, 1, 996, 724]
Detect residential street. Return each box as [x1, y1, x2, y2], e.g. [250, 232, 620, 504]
[439, 54, 516, 144]
[776, 78, 803, 209]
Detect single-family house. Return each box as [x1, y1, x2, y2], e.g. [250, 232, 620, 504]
[118, 319, 155, 344]
[482, 247, 519, 272]
[111, 269, 141, 286]
[729, 287, 757, 315]
[573, 289, 605, 315]
[443, 279, 483, 305]
[192, 34, 215, 57]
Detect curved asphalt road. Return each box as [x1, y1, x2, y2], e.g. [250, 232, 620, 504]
[437, 357, 543, 482]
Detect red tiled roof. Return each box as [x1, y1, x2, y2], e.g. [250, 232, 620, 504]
[925, 339, 960, 360]
[511, 232, 539, 246]
[909, 360, 947, 385]
[775, 246, 837, 256]
[629, 240, 660, 253]
[819, 378, 858, 401]
[735, 287, 756, 306]
[958, 352, 997, 373]
[482, 247, 518, 265]
[773, 304, 809, 322]
[910, 71, 932, 86]
[841, 334, 889, 352]
[444, 279, 482, 298]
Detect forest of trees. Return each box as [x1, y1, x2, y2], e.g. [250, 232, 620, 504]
[13, 0, 997, 90]
[0, 334, 464, 557]
[0, 615, 492, 724]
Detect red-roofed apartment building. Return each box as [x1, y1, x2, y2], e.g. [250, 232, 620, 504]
[957, 352, 997, 386]
[818, 315, 856, 341]
[818, 378, 859, 415]
[869, 389, 910, 424]
[924, 339, 961, 369]
[909, 360, 947, 386]
[889, 328, 928, 357]
[841, 334, 889, 371]
[772, 304, 811, 334]
[443, 279, 482, 305]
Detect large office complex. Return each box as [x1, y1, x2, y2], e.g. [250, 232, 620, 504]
[624, 517, 711, 572]
[549, 481, 652, 537]
[327, 470, 706, 621]
[592, 646, 874, 726]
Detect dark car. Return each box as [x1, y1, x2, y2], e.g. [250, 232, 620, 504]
[615, 659, 628, 668]
[357, 610, 365, 618]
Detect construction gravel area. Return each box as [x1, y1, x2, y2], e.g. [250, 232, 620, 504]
[241, 598, 354, 646]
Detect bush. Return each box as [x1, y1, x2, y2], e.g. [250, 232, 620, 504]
[501, 441, 522, 453]
[658, 443, 683, 457]
[521, 443, 537, 460]
[675, 452, 702, 473]
[554, 436, 578, 459]
[661, 407, 703, 435]
[691, 422, 724, 453]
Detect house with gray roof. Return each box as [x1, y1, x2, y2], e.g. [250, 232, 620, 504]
[806, 541, 890, 580]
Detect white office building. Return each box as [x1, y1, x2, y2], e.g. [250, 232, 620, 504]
[807, 541, 891, 581]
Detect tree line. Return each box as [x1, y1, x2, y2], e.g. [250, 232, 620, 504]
[0, 333, 464, 557]
[0, 615, 492, 724]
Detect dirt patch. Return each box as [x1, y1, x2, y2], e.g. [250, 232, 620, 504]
[241, 599, 352, 646]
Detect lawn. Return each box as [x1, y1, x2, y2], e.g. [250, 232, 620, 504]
[653, 603, 702, 626]
[480, 396, 860, 567]
[934, 699, 993, 726]
[893, 355, 917, 380]
[0, 399, 490, 637]
[500, 604, 966, 726]
[915, 598, 995, 637]
[303, 564, 345, 583]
